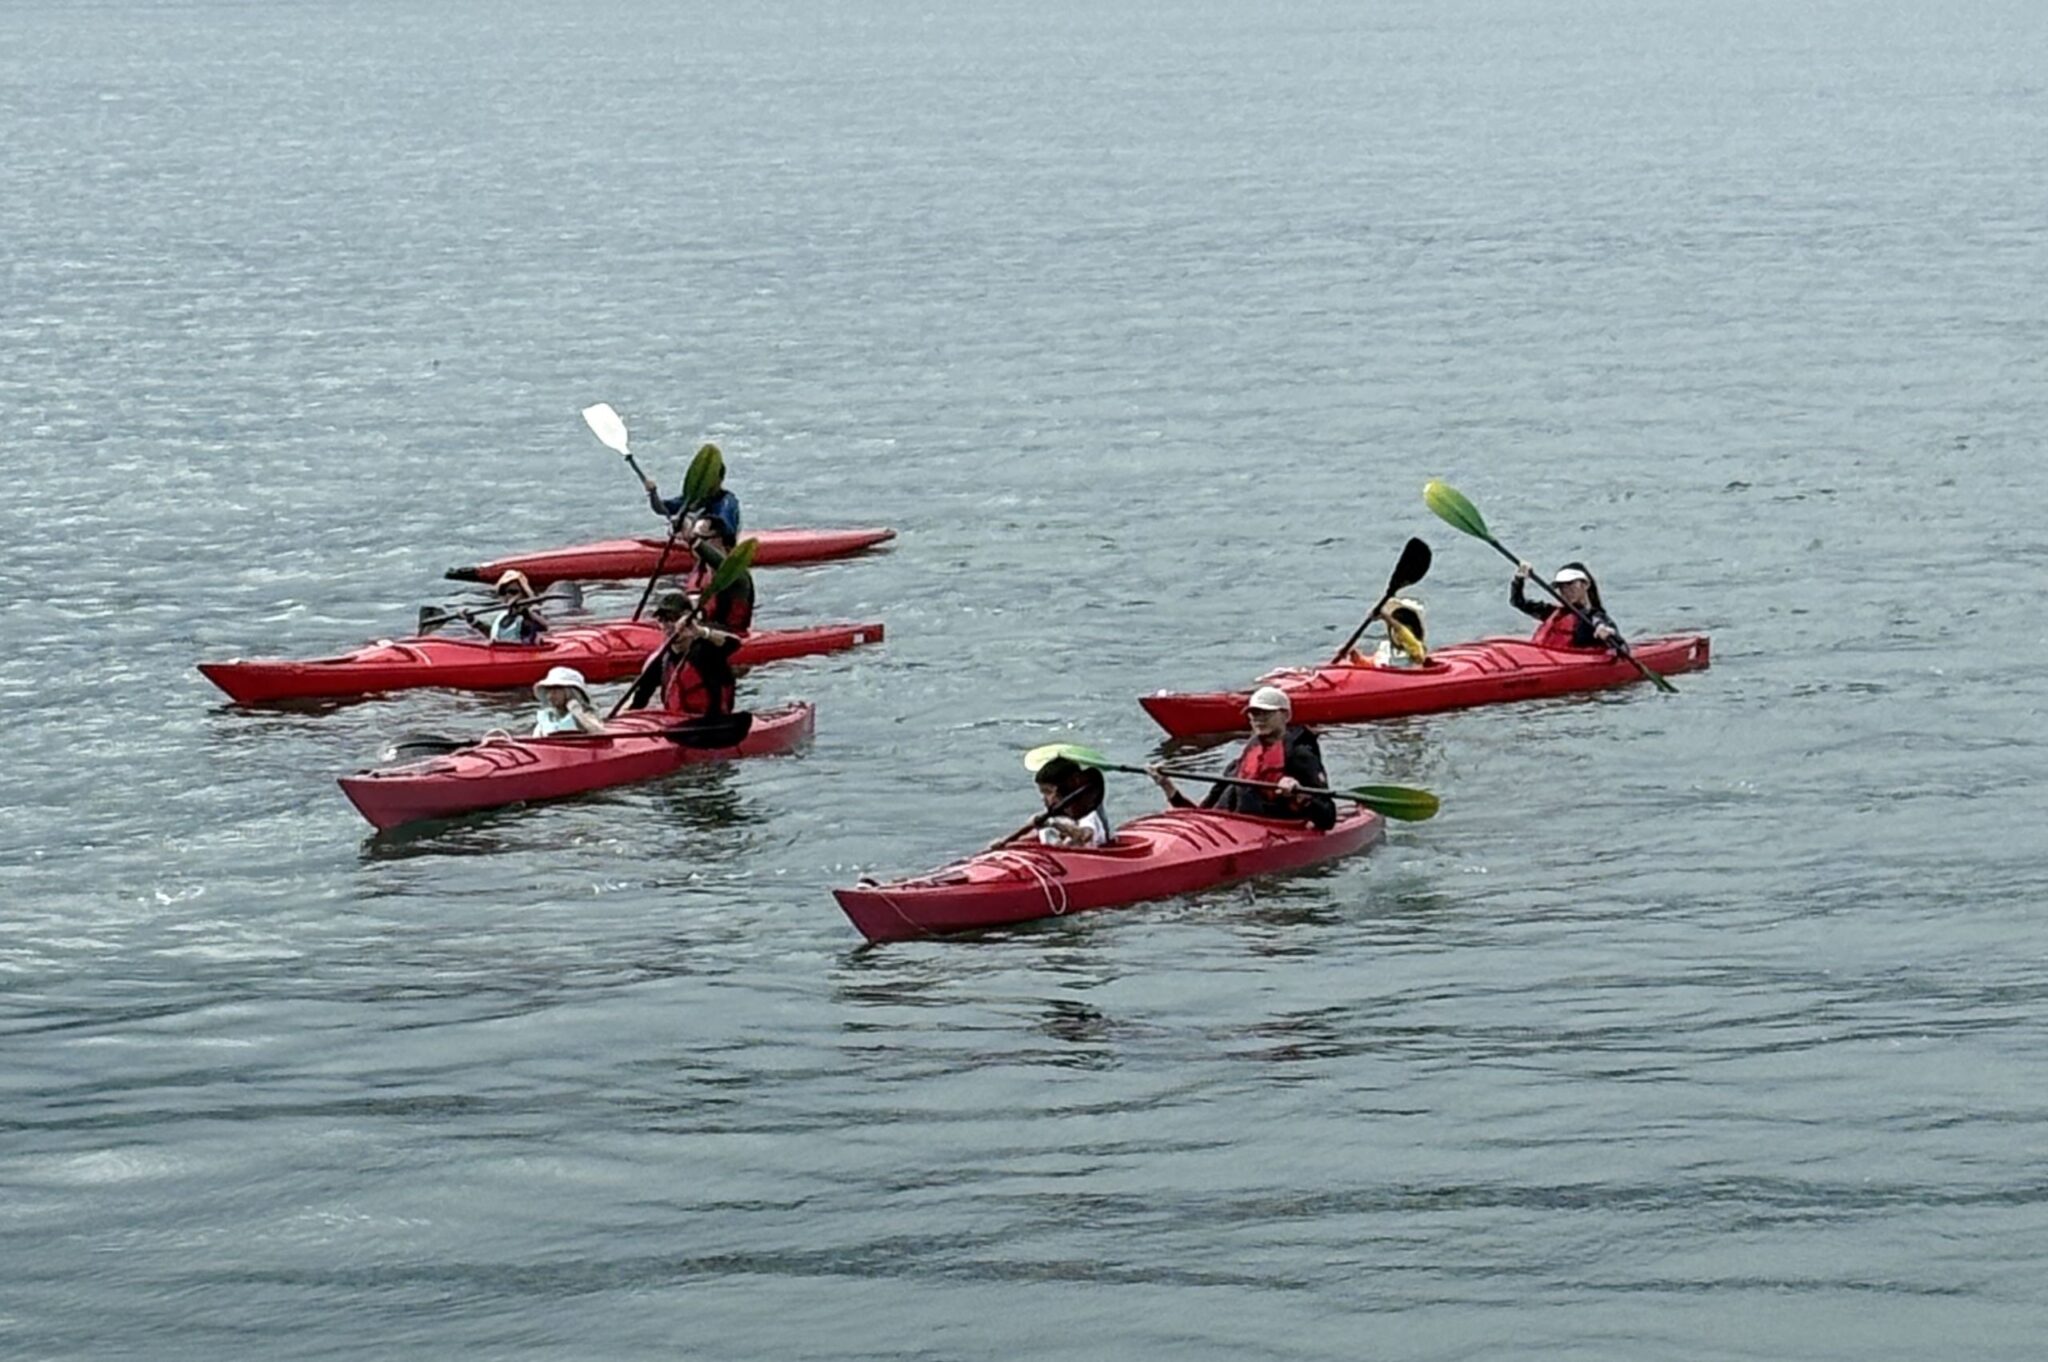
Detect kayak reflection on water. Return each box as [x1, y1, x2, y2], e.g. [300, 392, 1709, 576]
[1148, 686, 1338, 830]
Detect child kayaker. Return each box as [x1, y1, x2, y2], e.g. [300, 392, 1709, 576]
[1512, 561, 1617, 650]
[531, 666, 605, 737]
[1362, 597, 1428, 667]
[1029, 756, 1111, 848]
[475, 570, 548, 645]
[644, 453, 742, 537]
[1148, 686, 1337, 830]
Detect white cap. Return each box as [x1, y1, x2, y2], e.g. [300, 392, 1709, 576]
[534, 666, 590, 701]
[1245, 685, 1292, 713]
[495, 568, 533, 594]
[1552, 566, 1590, 585]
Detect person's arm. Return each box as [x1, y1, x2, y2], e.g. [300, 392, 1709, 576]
[469, 613, 495, 639]
[1509, 571, 1551, 621]
[1149, 763, 1196, 809]
[1284, 730, 1338, 830]
[1572, 609, 1618, 648]
[523, 608, 549, 640]
[570, 699, 607, 734]
[624, 651, 666, 711]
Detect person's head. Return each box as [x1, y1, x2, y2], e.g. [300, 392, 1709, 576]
[691, 510, 737, 549]
[1034, 756, 1104, 816]
[1384, 597, 1428, 661]
[495, 569, 534, 602]
[1552, 562, 1603, 613]
[1244, 685, 1291, 738]
[653, 591, 692, 640]
[533, 666, 590, 713]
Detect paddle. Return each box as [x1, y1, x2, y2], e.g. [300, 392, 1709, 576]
[381, 711, 754, 764]
[605, 536, 760, 720]
[631, 441, 726, 622]
[416, 581, 585, 636]
[986, 780, 1096, 850]
[1024, 743, 1440, 822]
[581, 402, 649, 484]
[1422, 479, 1678, 694]
[1330, 536, 1433, 665]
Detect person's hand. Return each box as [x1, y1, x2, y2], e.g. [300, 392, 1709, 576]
[674, 618, 705, 643]
[1515, 561, 1533, 581]
[1593, 623, 1616, 643]
[1275, 776, 1300, 796]
[1146, 762, 1175, 792]
[643, 476, 657, 493]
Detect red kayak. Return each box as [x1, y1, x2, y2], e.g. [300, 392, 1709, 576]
[339, 702, 815, 831]
[445, 527, 896, 587]
[834, 807, 1382, 942]
[199, 620, 883, 704]
[1140, 633, 1711, 737]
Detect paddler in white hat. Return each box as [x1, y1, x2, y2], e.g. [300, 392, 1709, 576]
[476, 569, 549, 645]
[1147, 685, 1337, 830]
[531, 666, 605, 737]
[1512, 559, 1618, 650]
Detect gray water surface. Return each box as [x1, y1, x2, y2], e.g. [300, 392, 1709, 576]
[4, 1, 2047, 1357]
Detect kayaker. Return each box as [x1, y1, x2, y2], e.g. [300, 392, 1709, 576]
[1147, 686, 1337, 830]
[623, 581, 751, 717]
[475, 570, 548, 645]
[1028, 756, 1111, 848]
[645, 454, 742, 536]
[531, 666, 605, 737]
[1512, 561, 1617, 650]
[1351, 597, 1428, 668]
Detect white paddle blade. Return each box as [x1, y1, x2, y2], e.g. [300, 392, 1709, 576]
[580, 402, 631, 456]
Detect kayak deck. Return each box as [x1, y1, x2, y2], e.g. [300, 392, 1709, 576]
[338, 702, 815, 831]
[199, 620, 883, 704]
[445, 526, 896, 587]
[1140, 633, 1710, 736]
[834, 806, 1382, 942]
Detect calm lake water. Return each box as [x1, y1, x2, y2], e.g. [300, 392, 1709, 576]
[4, 1, 2046, 1357]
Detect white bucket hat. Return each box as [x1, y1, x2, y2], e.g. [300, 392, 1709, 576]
[533, 666, 590, 704]
[1245, 685, 1292, 714]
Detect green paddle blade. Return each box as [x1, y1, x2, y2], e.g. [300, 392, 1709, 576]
[704, 537, 758, 594]
[1423, 479, 1491, 542]
[680, 442, 724, 512]
[1024, 742, 1112, 773]
[1343, 784, 1441, 822]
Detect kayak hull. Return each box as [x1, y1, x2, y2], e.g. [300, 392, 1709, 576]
[1140, 633, 1711, 737]
[445, 527, 896, 586]
[199, 620, 883, 704]
[338, 702, 815, 831]
[834, 807, 1382, 942]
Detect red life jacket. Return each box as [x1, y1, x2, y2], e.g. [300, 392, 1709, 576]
[660, 647, 736, 716]
[1234, 737, 1289, 784]
[1530, 608, 1580, 650]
